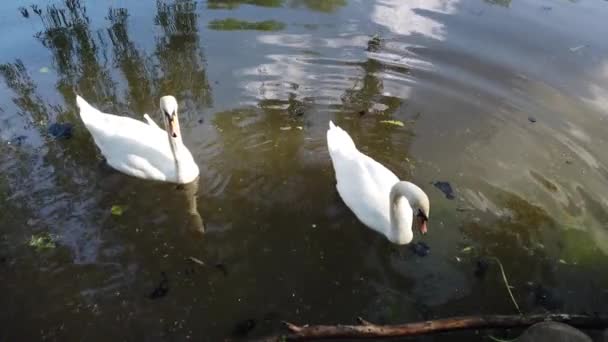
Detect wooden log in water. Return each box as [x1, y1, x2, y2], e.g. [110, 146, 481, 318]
[251, 314, 608, 341]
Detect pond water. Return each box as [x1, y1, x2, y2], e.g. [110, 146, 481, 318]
[1, 0, 608, 340]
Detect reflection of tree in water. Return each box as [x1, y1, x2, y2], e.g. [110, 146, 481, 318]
[0, 60, 59, 126]
[20, 0, 212, 113]
[341, 59, 401, 115]
[106, 8, 154, 112]
[154, 0, 212, 108]
[0, 57, 103, 263]
[32, 0, 117, 103]
[338, 58, 413, 171]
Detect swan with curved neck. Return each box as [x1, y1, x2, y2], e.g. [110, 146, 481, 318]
[76, 95, 199, 184]
[326, 121, 429, 245]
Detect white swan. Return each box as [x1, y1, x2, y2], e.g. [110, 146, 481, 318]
[76, 95, 199, 184]
[326, 121, 429, 245]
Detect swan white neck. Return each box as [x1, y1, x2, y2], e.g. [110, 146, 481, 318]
[166, 117, 185, 183]
[388, 181, 422, 244]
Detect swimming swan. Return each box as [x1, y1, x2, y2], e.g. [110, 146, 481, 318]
[326, 121, 429, 245]
[76, 95, 199, 184]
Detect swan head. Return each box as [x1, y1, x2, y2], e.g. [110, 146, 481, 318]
[414, 191, 430, 235]
[160, 95, 179, 138]
[391, 181, 430, 235]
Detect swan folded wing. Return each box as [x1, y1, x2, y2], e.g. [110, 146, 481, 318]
[360, 153, 400, 194]
[334, 152, 394, 234]
[110, 154, 167, 181]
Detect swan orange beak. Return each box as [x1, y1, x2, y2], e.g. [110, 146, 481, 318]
[168, 116, 178, 138]
[418, 215, 428, 235]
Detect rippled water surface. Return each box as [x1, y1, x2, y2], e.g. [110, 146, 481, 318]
[1, 0, 608, 340]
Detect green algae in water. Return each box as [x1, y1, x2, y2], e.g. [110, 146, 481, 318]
[111, 204, 127, 216]
[208, 18, 285, 31]
[207, 0, 283, 10]
[29, 233, 56, 250]
[380, 120, 405, 127]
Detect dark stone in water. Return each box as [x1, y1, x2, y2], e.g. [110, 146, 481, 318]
[410, 241, 430, 257]
[148, 272, 169, 299]
[233, 318, 256, 336]
[474, 258, 489, 278]
[48, 122, 73, 139]
[432, 181, 455, 200]
[518, 322, 591, 342]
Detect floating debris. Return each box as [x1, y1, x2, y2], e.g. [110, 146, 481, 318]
[29, 233, 56, 251]
[410, 241, 430, 257]
[111, 205, 126, 216]
[148, 272, 169, 299]
[432, 181, 455, 200]
[569, 45, 586, 52]
[380, 120, 404, 127]
[48, 122, 73, 139]
[371, 103, 389, 112]
[188, 256, 205, 266]
[461, 246, 474, 253]
[528, 116, 537, 123]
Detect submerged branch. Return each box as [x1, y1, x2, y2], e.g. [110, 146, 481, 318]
[489, 256, 521, 314]
[252, 314, 608, 341]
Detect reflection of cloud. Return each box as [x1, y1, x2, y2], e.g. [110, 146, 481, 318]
[239, 30, 420, 108]
[239, 53, 360, 106]
[372, 0, 458, 40]
[582, 61, 608, 113]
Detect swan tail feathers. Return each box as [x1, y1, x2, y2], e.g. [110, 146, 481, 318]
[327, 121, 357, 157]
[75, 95, 100, 125]
[143, 114, 161, 128]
